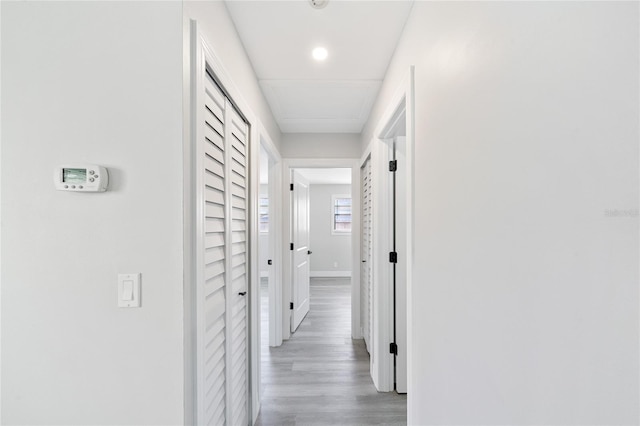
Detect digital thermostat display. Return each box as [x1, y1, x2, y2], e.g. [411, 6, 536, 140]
[54, 165, 109, 192]
[62, 168, 87, 184]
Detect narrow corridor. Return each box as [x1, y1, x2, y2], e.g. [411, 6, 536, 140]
[257, 278, 406, 425]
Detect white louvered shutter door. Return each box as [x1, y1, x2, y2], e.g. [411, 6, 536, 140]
[361, 158, 373, 352]
[226, 104, 249, 426]
[366, 159, 373, 356]
[361, 161, 369, 351]
[226, 101, 248, 425]
[198, 71, 228, 426]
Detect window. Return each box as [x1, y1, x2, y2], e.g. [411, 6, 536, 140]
[259, 197, 269, 233]
[332, 195, 352, 234]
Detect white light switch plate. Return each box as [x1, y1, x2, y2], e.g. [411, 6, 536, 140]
[118, 273, 141, 308]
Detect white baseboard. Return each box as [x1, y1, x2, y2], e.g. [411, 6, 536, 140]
[310, 270, 352, 278]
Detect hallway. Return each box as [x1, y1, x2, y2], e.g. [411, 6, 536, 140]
[257, 278, 406, 425]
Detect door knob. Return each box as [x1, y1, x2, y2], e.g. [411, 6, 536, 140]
[238, 291, 247, 296]
[308, 250, 313, 255]
[267, 259, 272, 265]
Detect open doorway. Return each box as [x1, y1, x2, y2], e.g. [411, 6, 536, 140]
[279, 159, 361, 343]
[258, 136, 283, 353]
[256, 162, 407, 424]
[289, 167, 353, 333]
[365, 68, 414, 398]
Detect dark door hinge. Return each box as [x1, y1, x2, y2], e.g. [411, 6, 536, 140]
[390, 342, 398, 355]
[389, 251, 398, 263]
[290, 243, 294, 251]
[389, 160, 397, 172]
[290, 302, 294, 310]
[290, 183, 294, 191]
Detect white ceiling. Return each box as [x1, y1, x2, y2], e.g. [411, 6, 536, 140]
[225, 0, 414, 133]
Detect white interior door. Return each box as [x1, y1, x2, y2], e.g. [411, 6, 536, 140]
[227, 104, 249, 425]
[394, 137, 407, 394]
[197, 70, 228, 426]
[361, 158, 373, 353]
[195, 66, 249, 425]
[291, 170, 310, 333]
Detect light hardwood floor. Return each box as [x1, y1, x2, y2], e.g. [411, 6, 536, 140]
[256, 278, 407, 426]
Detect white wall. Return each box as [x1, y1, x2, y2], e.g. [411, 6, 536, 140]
[282, 133, 360, 158]
[363, 2, 639, 424]
[309, 184, 352, 276]
[2, 2, 184, 424]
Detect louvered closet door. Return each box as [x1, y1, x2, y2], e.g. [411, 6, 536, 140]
[197, 69, 250, 426]
[227, 105, 249, 426]
[361, 158, 373, 352]
[360, 162, 369, 350]
[198, 72, 228, 426]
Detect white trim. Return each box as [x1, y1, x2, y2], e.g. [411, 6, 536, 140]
[183, 20, 198, 426]
[406, 66, 416, 422]
[194, 28, 252, 425]
[0, 2, 3, 416]
[311, 271, 352, 278]
[282, 158, 361, 341]
[248, 114, 260, 426]
[368, 67, 415, 394]
[260, 128, 284, 349]
[351, 164, 362, 340]
[186, 19, 280, 426]
[370, 138, 394, 392]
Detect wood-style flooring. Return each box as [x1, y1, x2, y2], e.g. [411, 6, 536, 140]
[256, 278, 406, 426]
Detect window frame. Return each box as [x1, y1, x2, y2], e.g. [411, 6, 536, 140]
[331, 194, 352, 235]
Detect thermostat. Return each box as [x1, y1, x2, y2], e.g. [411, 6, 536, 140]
[54, 165, 109, 192]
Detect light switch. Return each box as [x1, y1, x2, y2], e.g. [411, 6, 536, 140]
[122, 280, 134, 301]
[118, 273, 141, 308]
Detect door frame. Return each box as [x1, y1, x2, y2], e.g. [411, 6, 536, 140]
[259, 132, 283, 349]
[185, 20, 267, 426]
[281, 158, 362, 341]
[393, 136, 408, 394]
[362, 66, 415, 394]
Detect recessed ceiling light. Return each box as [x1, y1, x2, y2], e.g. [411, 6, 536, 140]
[312, 47, 328, 61]
[309, 0, 329, 10]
